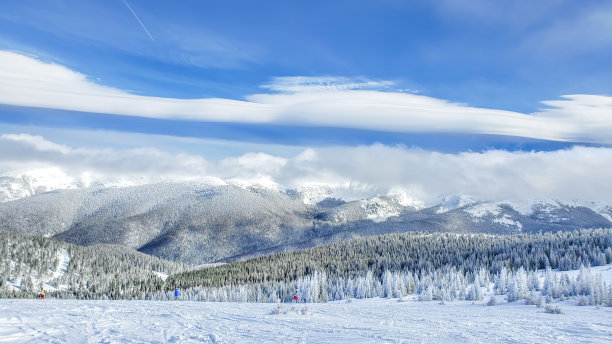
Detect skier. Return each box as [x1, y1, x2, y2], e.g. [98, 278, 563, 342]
[39, 289, 45, 299]
[293, 292, 299, 303]
[174, 288, 180, 299]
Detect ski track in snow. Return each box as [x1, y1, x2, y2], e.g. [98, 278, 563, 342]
[0, 297, 611, 343]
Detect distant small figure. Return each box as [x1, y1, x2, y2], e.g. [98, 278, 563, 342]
[174, 288, 180, 299]
[39, 289, 45, 300]
[293, 293, 299, 302]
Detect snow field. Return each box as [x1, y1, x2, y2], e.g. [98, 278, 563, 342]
[0, 295, 610, 343]
[1, 265, 611, 343]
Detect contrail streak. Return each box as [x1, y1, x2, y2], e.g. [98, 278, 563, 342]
[122, 0, 154, 41]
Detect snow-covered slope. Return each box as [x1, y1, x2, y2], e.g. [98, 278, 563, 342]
[435, 194, 477, 213]
[0, 181, 434, 264]
[0, 169, 84, 202]
[1, 286, 610, 343]
[0, 182, 317, 264]
[1, 175, 611, 264]
[3, 169, 611, 229]
[2, 248, 72, 293]
[455, 199, 612, 232]
[3, 264, 610, 343]
[361, 190, 424, 223]
[0, 168, 155, 202]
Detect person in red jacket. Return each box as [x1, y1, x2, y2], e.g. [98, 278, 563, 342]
[293, 293, 299, 302]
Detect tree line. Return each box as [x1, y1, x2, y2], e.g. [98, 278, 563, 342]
[167, 228, 612, 289]
[1, 228, 611, 303]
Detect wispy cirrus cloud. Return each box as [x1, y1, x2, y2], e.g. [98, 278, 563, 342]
[260, 76, 395, 93]
[519, 3, 612, 57]
[0, 51, 611, 144]
[1, 1, 259, 69]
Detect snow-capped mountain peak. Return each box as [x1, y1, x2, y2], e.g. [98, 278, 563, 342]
[360, 190, 423, 223]
[0, 168, 89, 202]
[386, 189, 425, 210]
[435, 194, 477, 213]
[295, 184, 336, 205]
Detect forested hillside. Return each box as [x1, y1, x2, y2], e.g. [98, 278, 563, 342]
[2, 228, 611, 304]
[0, 230, 184, 299]
[0, 183, 314, 264]
[169, 228, 612, 288]
[2, 181, 611, 265]
[160, 228, 612, 304]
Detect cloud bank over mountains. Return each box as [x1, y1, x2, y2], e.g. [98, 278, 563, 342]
[2, 133, 612, 204]
[1, 51, 611, 144]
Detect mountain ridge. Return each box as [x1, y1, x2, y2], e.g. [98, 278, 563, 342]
[1, 179, 611, 264]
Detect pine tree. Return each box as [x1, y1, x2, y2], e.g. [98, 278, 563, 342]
[494, 267, 508, 295]
[527, 271, 540, 291]
[21, 275, 33, 293]
[382, 270, 393, 298]
[507, 277, 519, 302]
[467, 283, 483, 301]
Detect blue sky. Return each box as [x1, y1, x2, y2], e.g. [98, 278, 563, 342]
[1, 1, 612, 202]
[2, 1, 612, 109]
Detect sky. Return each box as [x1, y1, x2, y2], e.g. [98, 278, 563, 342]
[1, 0, 612, 203]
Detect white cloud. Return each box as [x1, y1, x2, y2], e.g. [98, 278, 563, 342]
[261, 76, 394, 93]
[0, 51, 272, 122]
[1, 51, 611, 143]
[2, 134, 612, 204]
[536, 95, 612, 142]
[0, 134, 210, 183]
[0, 123, 305, 161]
[2, 133, 71, 154]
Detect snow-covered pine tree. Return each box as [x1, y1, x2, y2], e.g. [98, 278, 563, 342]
[418, 284, 433, 301]
[393, 272, 406, 298]
[528, 271, 540, 291]
[467, 282, 483, 301]
[507, 277, 519, 302]
[494, 266, 508, 295]
[382, 270, 393, 298]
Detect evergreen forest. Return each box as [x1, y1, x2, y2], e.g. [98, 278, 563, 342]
[1, 228, 611, 305]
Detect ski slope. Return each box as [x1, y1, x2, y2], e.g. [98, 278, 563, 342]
[0, 295, 610, 343]
[1, 265, 611, 343]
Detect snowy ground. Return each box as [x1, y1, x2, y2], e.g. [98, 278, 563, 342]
[1, 265, 611, 343]
[0, 296, 610, 343]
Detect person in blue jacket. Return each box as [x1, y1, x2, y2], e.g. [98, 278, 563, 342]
[174, 288, 180, 299]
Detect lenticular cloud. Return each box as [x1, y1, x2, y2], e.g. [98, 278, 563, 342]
[1, 51, 611, 144]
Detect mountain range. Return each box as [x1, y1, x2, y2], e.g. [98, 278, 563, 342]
[1, 174, 611, 265]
